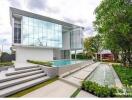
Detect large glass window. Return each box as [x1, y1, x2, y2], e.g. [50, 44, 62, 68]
[70, 28, 83, 49]
[22, 16, 62, 48]
[14, 23, 21, 43]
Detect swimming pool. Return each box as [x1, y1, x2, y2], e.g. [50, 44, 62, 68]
[51, 59, 83, 67]
[44, 60, 91, 77]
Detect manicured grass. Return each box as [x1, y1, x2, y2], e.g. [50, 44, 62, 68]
[0, 62, 14, 67]
[8, 77, 58, 97]
[70, 88, 81, 98]
[113, 64, 132, 86]
[27, 60, 52, 67]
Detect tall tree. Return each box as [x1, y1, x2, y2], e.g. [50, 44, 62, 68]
[83, 35, 101, 59]
[94, 0, 132, 66]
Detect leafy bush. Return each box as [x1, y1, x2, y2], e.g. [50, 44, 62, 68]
[82, 81, 117, 97]
[27, 60, 52, 67]
[0, 52, 12, 62]
[0, 62, 14, 67]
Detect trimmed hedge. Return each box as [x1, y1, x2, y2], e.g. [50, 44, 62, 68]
[82, 81, 117, 97]
[72, 53, 92, 59]
[27, 60, 52, 67]
[0, 62, 14, 67]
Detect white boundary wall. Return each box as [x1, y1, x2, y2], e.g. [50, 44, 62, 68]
[16, 46, 53, 62]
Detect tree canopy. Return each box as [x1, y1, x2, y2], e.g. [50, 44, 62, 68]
[94, 0, 132, 66]
[83, 35, 101, 58]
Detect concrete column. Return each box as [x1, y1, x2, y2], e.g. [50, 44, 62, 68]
[70, 50, 72, 60]
[100, 54, 102, 61]
[75, 50, 77, 59]
[95, 53, 97, 60]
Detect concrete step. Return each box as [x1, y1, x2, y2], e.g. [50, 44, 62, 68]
[59, 78, 80, 88]
[0, 76, 50, 97]
[15, 65, 39, 71]
[0, 73, 46, 90]
[0, 70, 44, 83]
[6, 67, 42, 76]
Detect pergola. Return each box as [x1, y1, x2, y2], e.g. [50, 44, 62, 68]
[95, 50, 114, 61]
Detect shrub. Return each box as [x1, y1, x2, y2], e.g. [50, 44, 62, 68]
[0, 52, 12, 62]
[0, 62, 14, 67]
[82, 81, 117, 97]
[27, 60, 52, 67]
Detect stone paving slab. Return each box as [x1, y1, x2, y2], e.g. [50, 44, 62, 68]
[14, 62, 37, 68]
[22, 80, 77, 98]
[82, 63, 99, 71]
[71, 70, 90, 80]
[76, 90, 97, 98]
[22, 62, 101, 98]
[64, 76, 83, 86]
[61, 62, 100, 87]
[83, 67, 96, 72]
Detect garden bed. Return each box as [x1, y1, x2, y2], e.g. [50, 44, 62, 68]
[81, 64, 132, 97]
[0, 62, 14, 71]
[0, 62, 14, 67]
[112, 64, 132, 86]
[27, 60, 52, 67]
[81, 81, 117, 97]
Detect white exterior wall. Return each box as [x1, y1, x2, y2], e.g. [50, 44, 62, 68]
[16, 46, 53, 62]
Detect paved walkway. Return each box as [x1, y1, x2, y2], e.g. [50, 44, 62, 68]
[76, 90, 97, 98]
[22, 62, 100, 98]
[22, 80, 77, 98]
[0, 67, 15, 79]
[61, 62, 100, 86]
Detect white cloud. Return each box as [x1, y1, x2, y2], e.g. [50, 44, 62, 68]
[0, 0, 11, 33]
[41, 0, 101, 27]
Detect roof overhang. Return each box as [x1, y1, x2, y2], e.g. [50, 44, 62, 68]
[10, 7, 84, 30]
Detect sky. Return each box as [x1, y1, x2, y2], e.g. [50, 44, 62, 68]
[0, 0, 101, 52]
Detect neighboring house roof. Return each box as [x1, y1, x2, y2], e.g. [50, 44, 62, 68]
[98, 50, 112, 54]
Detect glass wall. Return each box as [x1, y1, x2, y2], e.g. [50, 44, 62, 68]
[22, 16, 62, 48]
[70, 28, 83, 49]
[14, 18, 21, 43]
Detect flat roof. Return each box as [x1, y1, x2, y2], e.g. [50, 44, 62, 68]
[10, 7, 84, 29]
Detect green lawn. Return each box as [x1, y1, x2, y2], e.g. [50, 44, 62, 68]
[113, 64, 132, 86]
[8, 77, 58, 97]
[27, 60, 52, 67]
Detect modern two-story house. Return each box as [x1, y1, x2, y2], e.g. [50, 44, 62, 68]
[10, 7, 84, 62]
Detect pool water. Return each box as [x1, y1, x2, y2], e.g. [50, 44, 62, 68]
[51, 59, 83, 67]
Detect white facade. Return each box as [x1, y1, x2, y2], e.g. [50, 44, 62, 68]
[10, 7, 84, 62]
[16, 46, 53, 62]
